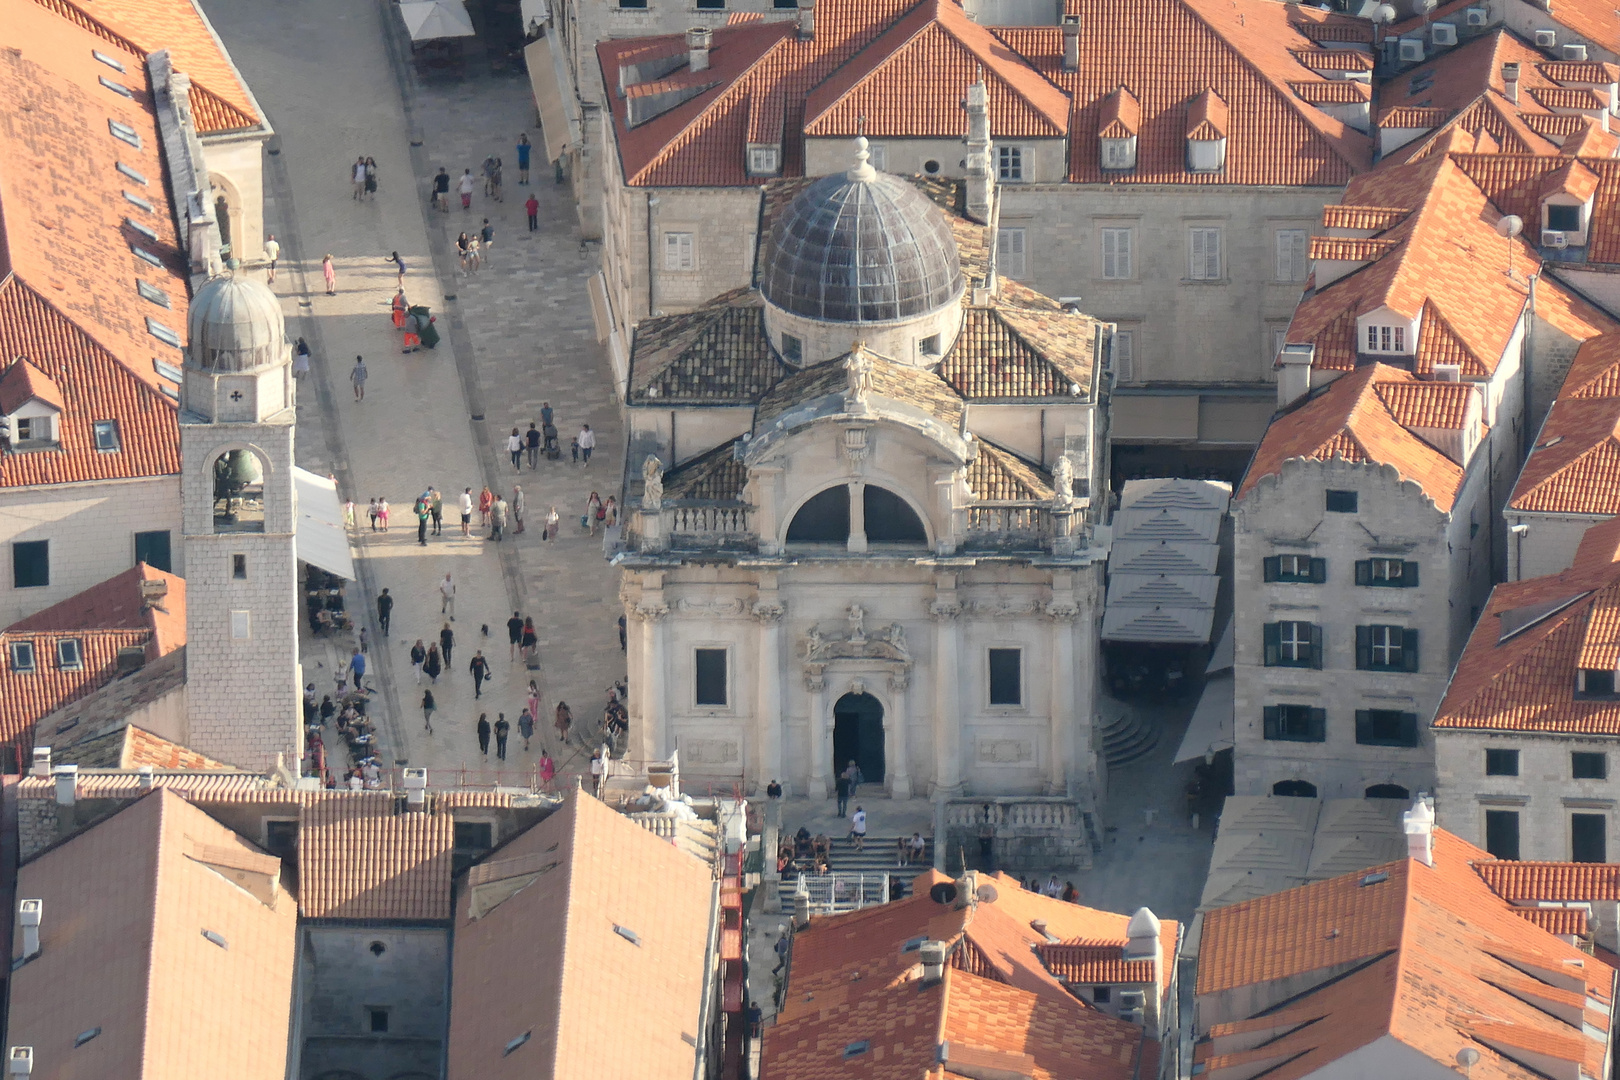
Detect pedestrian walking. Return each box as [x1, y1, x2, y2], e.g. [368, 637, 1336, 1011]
[545, 505, 560, 541]
[540, 401, 554, 428]
[518, 708, 534, 751]
[526, 680, 541, 724]
[440, 622, 455, 667]
[343, 499, 355, 529]
[416, 494, 430, 546]
[294, 337, 311, 379]
[264, 234, 280, 282]
[479, 485, 494, 527]
[377, 497, 390, 531]
[491, 495, 509, 541]
[322, 254, 336, 294]
[525, 423, 541, 469]
[376, 588, 393, 636]
[842, 759, 860, 798]
[460, 487, 474, 536]
[850, 806, 867, 851]
[513, 485, 526, 533]
[554, 701, 573, 744]
[772, 932, 790, 974]
[439, 572, 455, 618]
[458, 169, 475, 210]
[429, 488, 443, 535]
[350, 355, 367, 402]
[520, 617, 537, 663]
[540, 749, 555, 790]
[483, 154, 500, 196]
[352, 156, 367, 199]
[603, 496, 617, 529]
[585, 492, 602, 535]
[516, 133, 531, 184]
[835, 773, 850, 817]
[476, 712, 491, 755]
[422, 688, 437, 732]
[589, 750, 605, 797]
[469, 651, 489, 698]
[525, 193, 539, 232]
[389, 251, 407, 289]
[569, 436, 579, 464]
[456, 231, 473, 272]
[410, 639, 427, 683]
[618, 614, 627, 652]
[480, 218, 495, 255]
[507, 611, 524, 661]
[364, 157, 378, 198]
[578, 424, 596, 466]
[494, 714, 510, 760]
[423, 643, 442, 684]
[349, 647, 366, 688]
[508, 427, 523, 470]
[368, 498, 380, 531]
[433, 166, 451, 212]
[467, 234, 482, 272]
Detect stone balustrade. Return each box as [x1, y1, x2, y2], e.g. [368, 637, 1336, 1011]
[667, 504, 751, 539]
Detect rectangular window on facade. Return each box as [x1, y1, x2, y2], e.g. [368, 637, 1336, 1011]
[13, 540, 48, 589]
[1573, 751, 1608, 779]
[781, 334, 803, 364]
[1573, 813, 1607, 862]
[1101, 227, 1132, 279]
[1092, 986, 1111, 1003]
[1272, 327, 1288, 365]
[15, 416, 54, 444]
[1547, 204, 1580, 232]
[1263, 554, 1326, 583]
[866, 143, 886, 170]
[663, 231, 695, 272]
[1112, 330, 1134, 383]
[748, 146, 779, 174]
[1355, 709, 1418, 747]
[988, 648, 1022, 706]
[1275, 229, 1309, 282]
[618, 0, 648, 7]
[695, 648, 728, 706]
[919, 334, 941, 357]
[1485, 809, 1520, 860]
[1263, 621, 1322, 668]
[233, 554, 248, 580]
[1485, 748, 1519, 776]
[1189, 227, 1222, 280]
[1325, 489, 1358, 513]
[9, 641, 35, 673]
[998, 146, 1023, 181]
[230, 610, 251, 640]
[1354, 558, 1419, 587]
[134, 530, 171, 573]
[997, 228, 1027, 278]
[1356, 625, 1419, 672]
[369, 1008, 390, 1034]
[1263, 704, 1326, 742]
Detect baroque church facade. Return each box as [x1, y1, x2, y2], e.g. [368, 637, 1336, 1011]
[618, 137, 1115, 800]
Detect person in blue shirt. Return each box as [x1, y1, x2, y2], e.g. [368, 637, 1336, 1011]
[516, 133, 532, 185]
[349, 647, 366, 687]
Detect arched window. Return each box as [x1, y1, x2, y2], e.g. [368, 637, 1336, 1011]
[786, 486, 850, 543]
[212, 449, 265, 533]
[1365, 783, 1410, 800]
[1272, 779, 1317, 798]
[864, 486, 926, 545]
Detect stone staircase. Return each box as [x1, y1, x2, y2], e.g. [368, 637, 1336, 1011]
[1099, 711, 1159, 768]
[775, 837, 934, 911]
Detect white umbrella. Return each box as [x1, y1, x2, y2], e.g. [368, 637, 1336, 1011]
[398, 0, 475, 41]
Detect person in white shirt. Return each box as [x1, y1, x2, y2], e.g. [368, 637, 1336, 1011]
[458, 169, 475, 210]
[849, 807, 867, 851]
[263, 234, 280, 283]
[439, 572, 455, 619]
[352, 157, 367, 200]
[578, 424, 596, 466]
[459, 487, 474, 537]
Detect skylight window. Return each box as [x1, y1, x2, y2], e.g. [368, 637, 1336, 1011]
[844, 1041, 871, 1060]
[147, 318, 181, 348]
[612, 924, 642, 946]
[125, 217, 159, 242]
[201, 929, 229, 949]
[73, 1028, 101, 1048]
[92, 50, 125, 72]
[108, 119, 141, 148]
[117, 162, 148, 185]
[132, 246, 163, 267]
[137, 281, 171, 308]
[99, 75, 133, 98]
[504, 1031, 532, 1057]
[124, 190, 154, 213]
[153, 359, 183, 383]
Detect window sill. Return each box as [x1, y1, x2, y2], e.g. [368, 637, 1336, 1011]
[1359, 582, 1415, 589]
[1262, 734, 1326, 743]
[1181, 278, 1228, 286]
[9, 442, 61, 454]
[1263, 660, 1318, 669]
[1357, 665, 1414, 674]
[1355, 739, 1419, 749]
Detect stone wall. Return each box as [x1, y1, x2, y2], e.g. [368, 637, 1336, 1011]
[942, 798, 1093, 873]
[296, 926, 448, 1080]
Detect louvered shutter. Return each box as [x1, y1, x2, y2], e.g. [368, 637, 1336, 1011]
[1402, 561, 1420, 587]
[1309, 558, 1328, 583]
[1263, 556, 1281, 582]
[1356, 626, 1372, 670]
[1309, 624, 1323, 669]
[1263, 623, 1280, 666]
[1263, 706, 1281, 740]
[1401, 628, 1420, 672]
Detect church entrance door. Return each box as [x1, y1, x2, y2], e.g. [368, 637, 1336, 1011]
[832, 692, 885, 784]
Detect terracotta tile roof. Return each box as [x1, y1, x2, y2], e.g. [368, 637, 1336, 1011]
[1286, 5, 1376, 44]
[1290, 80, 1371, 106]
[1535, 276, 1620, 344]
[1556, 332, 1620, 400]
[1522, 111, 1592, 139]
[1381, 105, 1453, 128]
[665, 438, 748, 502]
[1372, 377, 1477, 429]
[26, 0, 261, 133]
[297, 796, 454, 920]
[1530, 85, 1611, 111]
[1453, 154, 1620, 260]
[939, 305, 1097, 401]
[1290, 47, 1374, 73]
[802, 0, 1070, 140]
[1185, 88, 1229, 139]
[1198, 829, 1615, 1080]
[58, 722, 232, 769]
[0, 357, 66, 414]
[1433, 517, 1620, 733]
[1476, 860, 1620, 901]
[1510, 396, 1620, 513]
[10, 789, 296, 1080]
[1097, 86, 1140, 137]
[1310, 236, 1398, 262]
[1239, 364, 1466, 510]
[756, 347, 966, 432]
[447, 792, 715, 1080]
[1035, 942, 1157, 983]
[0, 564, 184, 751]
[1512, 905, 1590, 936]
[966, 440, 1053, 502]
[1322, 204, 1410, 231]
[627, 288, 787, 405]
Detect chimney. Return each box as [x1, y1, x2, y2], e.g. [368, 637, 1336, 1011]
[18, 900, 41, 961]
[919, 940, 947, 985]
[798, 0, 815, 40]
[1125, 907, 1164, 1037]
[687, 28, 712, 73]
[137, 765, 154, 788]
[963, 79, 993, 224]
[7, 1048, 31, 1077]
[1277, 343, 1314, 408]
[1062, 14, 1081, 72]
[30, 747, 49, 779]
[51, 765, 77, 807]
[1502, 62, 1520, 104]
[403, 767, 429, 808]
[1403, 796, 1435, 867]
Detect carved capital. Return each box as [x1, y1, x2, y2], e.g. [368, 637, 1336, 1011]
[752, 599, 786, 624]
[888, 671, 910, 693]
[1044, 599, 1081, 622]
[635, 601, 670, 623]
[928, 596, 962, 622]
[804, 671, 827, 694]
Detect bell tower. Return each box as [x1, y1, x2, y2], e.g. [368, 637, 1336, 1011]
[179, 270, 300, 772]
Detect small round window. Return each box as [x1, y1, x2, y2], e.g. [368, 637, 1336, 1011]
[924, 160, 941, 175]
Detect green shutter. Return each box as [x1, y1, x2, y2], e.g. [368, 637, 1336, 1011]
[1309, 624, 1324, 669]
[1309, 708, 1327, 741]
[1356, 626, 1372, 670]
[1355, 710, 1372, 743]
[1400, 712, 1419, 746]
[1354, 560, 1371, 586]
[1263, 623, 1280, 666]
[1263, 556, 1280, 582]
[1402, 628, 1420, 672]
[1310, 558, 1328, 583]
[1402, 561, 1420, 587]
[1263, 705, 1280, 740]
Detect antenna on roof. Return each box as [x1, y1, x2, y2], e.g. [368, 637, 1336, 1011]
[1496, 214, 1524, 283]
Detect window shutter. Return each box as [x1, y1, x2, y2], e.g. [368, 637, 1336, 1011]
[1203, 228, 1222, 278]
[1402, 561, 1420, 587]
[1263, 556, 1280, 582]
[1356, 626, 1371, 670]
[1113, 331, 1134, 382]
[1355, 710, 1372, 743]
[1400, 712, 1419, 746]
[1263, 706, 1280, 740]
[1309, 558, 1327, 583]
[1191, 229, 1207, 278]
[1354, 560, 1371, 586]
[1276, 231, 1292, 282]
[1309, 708, 1327, 741]
[1402, 628, 1420, 672]
[1309, 623, 1324, 669]
[1103, 229, 1117, 278]
[1263, 623, 1280, 666]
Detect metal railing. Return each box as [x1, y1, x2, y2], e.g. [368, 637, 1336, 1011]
[791, 872, 891, 914]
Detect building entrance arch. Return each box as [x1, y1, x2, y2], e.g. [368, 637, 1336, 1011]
[832, 691, 885, 784]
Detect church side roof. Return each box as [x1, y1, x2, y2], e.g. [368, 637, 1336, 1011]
[627, 288, 788, 405]
[940, 305, 1097, 401]
[664, 439, 749, 503]
[754, 347, 966, 432]
[966, 440, 1054, 502]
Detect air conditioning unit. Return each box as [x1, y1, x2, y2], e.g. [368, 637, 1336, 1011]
[1119, 1008, 1145, 1024]
[1431, 22, 1458, 45]
[1563, 42, 1589, 61]
[1544, 229, 1570, 248]
[1399, 37, 1426, 62]
[1465, 5, 1488, 24]
[402, 767, 428, 806]
[1535, 28, 1558, 47]
[1119, 990, 1147, 1008]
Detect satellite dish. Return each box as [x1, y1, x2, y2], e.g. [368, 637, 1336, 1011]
[930, 882, 959, 906]
[1497, 215, 1524, 239]
[1375, 3, 1397, 21]
[1411, 0, 1436, 14]
[975, 883, 999, 904]
[1456, 1049, 1481, 1067]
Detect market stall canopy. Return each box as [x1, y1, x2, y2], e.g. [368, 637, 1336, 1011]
[293, 467, 355, 580]
[398, 0, 475, 41]
[1174, 671, 1233, 764]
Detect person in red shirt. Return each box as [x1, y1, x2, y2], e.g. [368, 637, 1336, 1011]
[525, 193, 539, 232]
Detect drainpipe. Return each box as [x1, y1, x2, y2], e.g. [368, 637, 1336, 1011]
[646, 193, 660, 320]
[1523, 272, 1537, 459]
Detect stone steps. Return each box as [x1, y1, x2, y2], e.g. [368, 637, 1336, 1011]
[775, 837, 933, 909]
[1099, 711, 1159, 768]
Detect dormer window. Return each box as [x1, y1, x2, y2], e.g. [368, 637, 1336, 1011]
[747, 145, 780, 176]
[1188, 138, 1226, 172]
[1100, 137, 1137, 171]
[1098, 87, 1141, 171]
[1548, 205, 1581, 231]
[1579, 669, 1618, 697]
[1365, 325, 1406, 353]
[1185, 89, 1229, 173]
[13, 415, 55, 445]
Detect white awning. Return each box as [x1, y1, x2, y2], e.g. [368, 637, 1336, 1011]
[1174, 671, 1233, 763]
[293, 467, 356, 580]
[1101, 603, 1215, 644]
[525, 35, 580, 163]
[1206, 617, 1234, 674]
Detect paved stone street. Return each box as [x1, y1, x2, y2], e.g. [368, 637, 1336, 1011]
[204, 0, 624, 786]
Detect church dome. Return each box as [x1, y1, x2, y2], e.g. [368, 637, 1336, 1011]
[186, 271, 286, 372]
[760, 139, 964, 325]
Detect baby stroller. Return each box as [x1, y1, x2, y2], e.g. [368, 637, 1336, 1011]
[542, 423, 560, 460]
[402, 306, 440, 352]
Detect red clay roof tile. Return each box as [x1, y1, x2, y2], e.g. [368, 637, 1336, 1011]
[297, 796, 454, 920]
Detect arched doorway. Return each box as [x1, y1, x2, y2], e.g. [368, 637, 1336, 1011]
[1272, 779, 1317, 798]
[1365, 783, 1410, 800]
[833, 691, 884, 784]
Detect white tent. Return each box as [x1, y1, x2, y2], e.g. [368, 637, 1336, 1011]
[398, 0, 475, 41]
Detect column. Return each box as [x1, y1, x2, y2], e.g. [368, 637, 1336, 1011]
[847, 480, 867, 553]
[638, 600, 670, 761]
[931, 584, 963, 796]
[753, 594, 785, 794]
[806, 669, 829, 798]
[1046, 590, 1080, 796]
[887, 670, 913, 799]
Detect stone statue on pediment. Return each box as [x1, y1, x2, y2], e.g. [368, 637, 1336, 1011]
[1052, 455, 1074, 510]
[642, 455, 664, 511]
